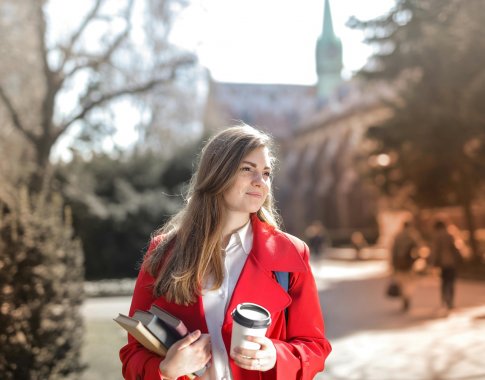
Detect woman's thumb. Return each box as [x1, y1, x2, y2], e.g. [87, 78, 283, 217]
[177, 329, 201, 350]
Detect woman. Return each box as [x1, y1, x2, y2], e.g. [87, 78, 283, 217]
[120, 125, 331, 380]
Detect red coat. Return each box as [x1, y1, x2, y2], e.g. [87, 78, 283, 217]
[120, 215, 331, 379]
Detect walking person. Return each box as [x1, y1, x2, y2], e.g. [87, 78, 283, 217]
[350, 231, 367, 261]
[119, 125, 331, 379]
[305, 220, 328, 257]
[390, 221, 418, 311]
[430, 220, 462, 310]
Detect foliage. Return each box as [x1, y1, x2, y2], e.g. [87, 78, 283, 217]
[55, 144, 199, 279]
[0, 188, 85, 380]
[349, 0, 485, 259]
[350, 0, 485, 202]
[0, 1, 197, 376]
[0, 0, 197, 191]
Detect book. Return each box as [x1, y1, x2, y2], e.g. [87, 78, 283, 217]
[149, 304, 189, 337]
[114, 313, 167, 356]
[115, 309, 206, 378]
[147, 306, 207, 377]
[133, 310, 179, 348]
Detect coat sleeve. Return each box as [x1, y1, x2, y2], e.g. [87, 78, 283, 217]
[119, 239, 191, 380]
[270, 243, 331, 380]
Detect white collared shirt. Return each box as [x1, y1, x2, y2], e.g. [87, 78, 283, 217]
[202, 221, 253, 380]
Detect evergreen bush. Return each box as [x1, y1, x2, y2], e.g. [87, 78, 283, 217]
[56, 148, 197, 279]
[0, 187, 85, 380]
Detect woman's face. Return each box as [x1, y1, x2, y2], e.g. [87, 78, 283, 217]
[222, 146, 272, 217]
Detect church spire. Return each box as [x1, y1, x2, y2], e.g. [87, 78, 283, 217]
[322, 0, 335, 38]
[315, 0, 343, 101]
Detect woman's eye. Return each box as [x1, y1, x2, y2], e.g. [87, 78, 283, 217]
[240, 167, 252, 172]
[263, 172, 272, 178]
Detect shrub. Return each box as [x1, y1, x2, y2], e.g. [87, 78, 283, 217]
[0, 187, 85, 380]
[56, 148, 197, 279]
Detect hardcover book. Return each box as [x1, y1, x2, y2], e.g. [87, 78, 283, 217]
[113, 313, 167, 356]
[115, 307, 207, 378]
[133, 310, 179, 348]
[149, 304, 189, 337]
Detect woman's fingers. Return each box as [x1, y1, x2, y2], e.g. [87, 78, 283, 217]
[231, 335, 277, 371]
[231, 353, 265, 371]
[177, 329, 202, 350]
[244, 335, 270, 348]
[161, 331, 211, 378]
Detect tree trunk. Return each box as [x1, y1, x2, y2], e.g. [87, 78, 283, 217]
[461, 197, 480, 262]
[459, 174, 481, 263]
[29, 134, 53, 194]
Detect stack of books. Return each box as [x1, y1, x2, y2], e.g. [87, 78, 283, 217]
[115, 305, 206, 377]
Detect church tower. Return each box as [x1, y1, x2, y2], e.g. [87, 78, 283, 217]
[315, 0, 343, 100]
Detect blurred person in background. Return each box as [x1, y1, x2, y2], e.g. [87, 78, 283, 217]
[119, 125, 331, 380]
[350, 231, 367, 260]
[430, 220, 463, 310]
[305, 220, 329, 257]
[390, 221, 419, 312]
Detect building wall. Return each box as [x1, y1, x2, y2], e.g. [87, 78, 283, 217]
[203, 74, 396, 245]
[203, 80, 317, 139]
[275, 95, 393, 244]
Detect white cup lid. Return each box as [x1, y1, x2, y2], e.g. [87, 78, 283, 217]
[232, 303, 271, 328]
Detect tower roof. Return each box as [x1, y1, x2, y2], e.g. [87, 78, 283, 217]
[322, 0, 336, 39]
[315, 0, 343, 99]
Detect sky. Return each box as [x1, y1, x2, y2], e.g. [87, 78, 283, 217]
[48, 0, 396, 158]
[170, 0, 396, 85]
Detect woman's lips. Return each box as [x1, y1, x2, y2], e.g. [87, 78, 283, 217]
[246, 192, 262, 197]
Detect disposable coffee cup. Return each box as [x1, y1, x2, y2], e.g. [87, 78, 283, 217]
[231, 303, 271, 352]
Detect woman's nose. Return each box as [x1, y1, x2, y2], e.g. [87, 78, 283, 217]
[251, 172, 264, 185]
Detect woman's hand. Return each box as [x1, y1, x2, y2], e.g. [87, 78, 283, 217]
[159, 330, 211, 379]
[230, 335, 277, 372]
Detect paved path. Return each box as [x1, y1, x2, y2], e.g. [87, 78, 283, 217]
[82, 252, 485, 380]
[312, 255, 485, 380]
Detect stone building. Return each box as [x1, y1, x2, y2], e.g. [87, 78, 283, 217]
[203, 0, 392, 244]
[203, 79, 317, 140]
[315, 0, 343, 101]
[275, 85, 393, 242]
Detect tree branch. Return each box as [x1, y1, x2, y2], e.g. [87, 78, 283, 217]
[59, 0, 133, 80]
[35, 0, 61, 137]
[35, 1, 51, 85]
[63, 16, 132, 80]
[55, 55, 193, 141]
[59, 0, 104, 71]
[0, 86, 37, 144]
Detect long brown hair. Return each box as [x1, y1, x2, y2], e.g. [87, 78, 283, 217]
[143, 124, 281, 305]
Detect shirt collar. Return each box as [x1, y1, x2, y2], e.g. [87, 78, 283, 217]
[226, 220, 253, 255]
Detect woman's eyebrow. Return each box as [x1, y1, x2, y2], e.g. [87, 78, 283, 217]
[241, 160, 271, 170]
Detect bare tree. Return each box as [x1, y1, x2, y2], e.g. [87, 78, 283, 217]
[0, 0, 196, 192]
[0, 1, 197, 378]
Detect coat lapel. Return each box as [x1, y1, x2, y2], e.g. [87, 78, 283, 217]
[221, 214, 308, 334]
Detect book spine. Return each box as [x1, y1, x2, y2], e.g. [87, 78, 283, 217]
[171, 322, 189, 338]
[149, 306, 189, 337]
[146, 319, 179, 348]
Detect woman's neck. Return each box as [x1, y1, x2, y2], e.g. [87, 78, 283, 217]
[221, 212, 250, 246]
